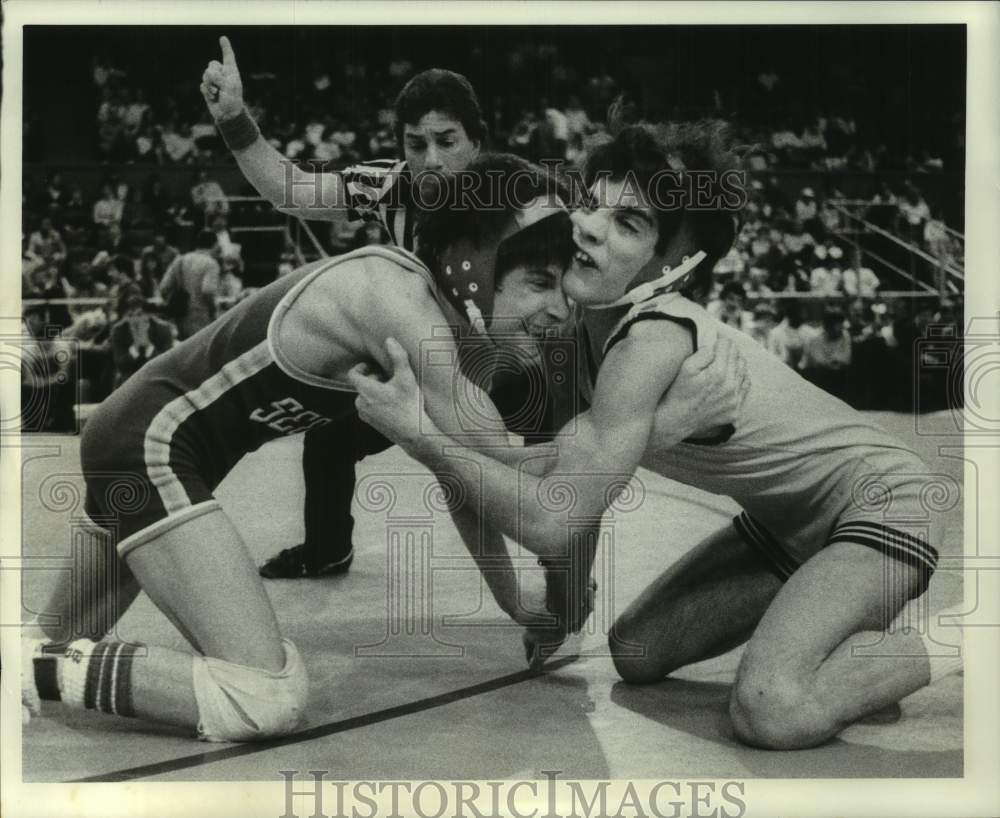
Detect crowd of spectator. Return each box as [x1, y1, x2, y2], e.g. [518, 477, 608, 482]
[81, 41, 962, 185]
[708, 176, 960, 302]
[20, 164, 398, 430]
[20, 160, 249, 429]
[702, 279, 962, 411]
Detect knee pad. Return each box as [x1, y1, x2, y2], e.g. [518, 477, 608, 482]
[192, 639, 309, 742]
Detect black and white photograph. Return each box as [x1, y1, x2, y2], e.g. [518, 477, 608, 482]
[2, 2, 998, 816]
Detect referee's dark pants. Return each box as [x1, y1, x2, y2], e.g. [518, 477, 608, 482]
[299, 414, 392, 572]
[291, 361, 572, 574]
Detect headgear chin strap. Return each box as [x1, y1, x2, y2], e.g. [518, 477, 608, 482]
[588, 249, 707, 309]
[437, 195, 568, 335]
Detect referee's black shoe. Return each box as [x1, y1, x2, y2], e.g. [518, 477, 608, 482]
[259, 544, 354, 579]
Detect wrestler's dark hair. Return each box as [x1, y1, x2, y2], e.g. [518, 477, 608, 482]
[415, 152, 574, 287]
[582, 111, 747, 298]
[394, 69, 487, 148]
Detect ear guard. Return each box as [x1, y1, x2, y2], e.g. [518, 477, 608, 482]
[437, 197, 569, 334]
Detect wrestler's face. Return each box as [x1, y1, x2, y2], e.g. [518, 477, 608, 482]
[563, 177, 660, 306]
[489, 261, 571, 364]
[403, 112, 480, 202]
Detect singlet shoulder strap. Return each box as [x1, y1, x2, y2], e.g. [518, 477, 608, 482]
[603, 292, 698, 356]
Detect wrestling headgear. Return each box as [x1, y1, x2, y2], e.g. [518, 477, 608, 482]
[437, 196, 570, 334]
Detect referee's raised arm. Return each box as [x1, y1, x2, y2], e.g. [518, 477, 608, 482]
[200, 36, 352, 222]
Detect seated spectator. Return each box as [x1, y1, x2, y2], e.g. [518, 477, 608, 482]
[898, 184, 930, 242]
[110, 288, 174, 387]
[746, 149, 770, 173]
[145, 176, 175, 225]
[706, 280, 751, 330]
[800, 306, 852, 399]
[714, 246, 747, 280]
[819, 199, 842, 235]
[58, 187, 91, 239]
[191, 169, 229, 217]
[122, 186, 156, 230]
[782, 220, 815, 261]
[799, 117, 828, 157]
[96, 222, 132, 258]
[22, 262, 73, 331]
[540, 99, 570, 160]
[135, 251, 165, 301]
[771, 124, 803, 153]
[142, 232, 180, 272]
[846, 298, 877, 342]
[43, 173, 68, 213]
[112, 176, 131, 208]
[827, 263, 844, 296]
[63, 298, 114, 403]
[794, 188, 822, 236]
[92, 184, 124, 228]
[162, 120, 195, 163]
[842, 249, 880, 299]
[97, 87, 127, 159]
[871, 301, 896, 348]
[303, 115, 326, 152]
[368, 125, 396, 159]
[190, 111, 221, 156]
[809, 245, 840, 295]
[284, 124, 308, 159]
[933, 298, 961, 335]
[768, 300, 807, 368]
[313, 127, 343, 163]
[105, 253, 139, 299]
[27, 217, 68, 266]
[749, 225, 773, 261]
[123, 88, 150, 136]
[747, 302, 778, 348]
[21, 305, 77, 432]
[745, 266, 774, 297]
[870, 181, 898, 207]
[329, 120, 357, 151]
[508, 109, 539, 154]
[64, 262, 109, 322]
[135, 125, 163, 162]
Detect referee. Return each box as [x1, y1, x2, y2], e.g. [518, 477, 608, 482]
[202, 36, 557, 578]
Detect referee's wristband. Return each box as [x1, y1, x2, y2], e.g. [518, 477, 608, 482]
[217, 108, 261, 152]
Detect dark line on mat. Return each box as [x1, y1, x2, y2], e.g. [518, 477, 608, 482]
[68, 654, 582, 783]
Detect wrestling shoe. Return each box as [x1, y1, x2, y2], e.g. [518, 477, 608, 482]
[259, 544, 354, 579]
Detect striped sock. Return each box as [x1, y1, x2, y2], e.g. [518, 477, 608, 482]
[40, 639, 140, 717]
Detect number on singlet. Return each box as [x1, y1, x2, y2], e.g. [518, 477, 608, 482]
[250, 397, 332, 435]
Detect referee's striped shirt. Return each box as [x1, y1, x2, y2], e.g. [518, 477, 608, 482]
[342, 159, 417, 252]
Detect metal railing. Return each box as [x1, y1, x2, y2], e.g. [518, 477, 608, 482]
[828, 201, 963, 295]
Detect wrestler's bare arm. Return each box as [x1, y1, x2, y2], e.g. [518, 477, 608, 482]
[200, 36, 353, 223]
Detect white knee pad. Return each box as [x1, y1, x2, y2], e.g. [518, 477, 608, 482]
[192, 639, 309, 742]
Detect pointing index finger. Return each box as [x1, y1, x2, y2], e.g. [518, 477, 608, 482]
[219, 35, 237, 68]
